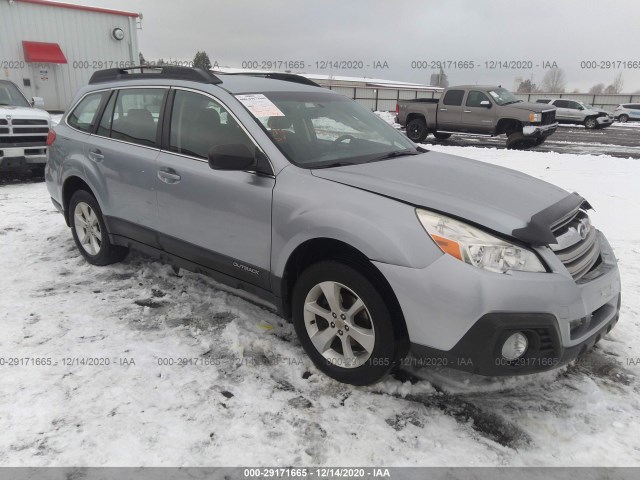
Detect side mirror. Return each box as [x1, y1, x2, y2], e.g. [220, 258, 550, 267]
[480, 100, 491, 108]
[208, 143, 256, 171]
[31, 97, 45, 109]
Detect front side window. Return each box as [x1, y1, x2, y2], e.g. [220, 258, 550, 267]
[67, 92, 106, 133]
[240, 91, 417, 168]
[109, 88, 165, 147]
[466, 91, 491, 108]
[169, 90, 254, 159]
[566, 101, 582, 110]
[554, 100, 569, 108]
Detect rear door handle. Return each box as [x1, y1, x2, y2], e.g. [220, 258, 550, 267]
[158, 168, 181, 184]
[463, 110, 472, 113]
[88, 149, 104, 162]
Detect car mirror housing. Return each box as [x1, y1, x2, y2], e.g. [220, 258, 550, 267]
[31, 97, 45, 109]
[208, 143, 256, 171]
[480, 100, 491, 108]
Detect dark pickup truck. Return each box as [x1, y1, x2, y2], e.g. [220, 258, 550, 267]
[396, 85, 558, 149]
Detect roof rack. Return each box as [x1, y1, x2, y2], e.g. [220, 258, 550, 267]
[214, 71, 320, 87]
[88, 66, 223, 85]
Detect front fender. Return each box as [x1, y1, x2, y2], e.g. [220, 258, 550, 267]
[271, 167, 442, 278]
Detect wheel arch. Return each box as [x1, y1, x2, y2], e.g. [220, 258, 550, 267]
[276, 237, 409, 343]
[62, 176, 95, 226]
[496, 118, 523, 135]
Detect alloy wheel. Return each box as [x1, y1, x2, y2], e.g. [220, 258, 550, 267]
[303, 281, 375, 368]
[74, 201, 102, 256]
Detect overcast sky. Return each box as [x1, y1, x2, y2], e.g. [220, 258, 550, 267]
[70, 0, 640, 92]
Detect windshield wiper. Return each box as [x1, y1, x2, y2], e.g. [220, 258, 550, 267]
[502, 100, 523, 105]
[364, 149, 420, 163]
[312, 161, 360, 169]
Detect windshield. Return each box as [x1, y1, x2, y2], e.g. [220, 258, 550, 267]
[0, 81, 30, 108]
[239, 91, 418, 168]
[487, 88, 522, 106]
[579, 102, 595, 110]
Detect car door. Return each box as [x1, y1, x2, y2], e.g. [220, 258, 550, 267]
[461, 90, 495, 133]
[155, 88, 274, 290]
[552, 100, 570, 121]
[564, 100, 584, 122]
[86, 87, 166, 239]
[437, 89, 465, 131]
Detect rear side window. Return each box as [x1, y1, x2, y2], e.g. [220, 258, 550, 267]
[67, 92, 106, 133]
[109, 88, 165, 147]
[465, 91, 490, 108]
[443, 90, 464, 106]
[168, 90, 253, 159]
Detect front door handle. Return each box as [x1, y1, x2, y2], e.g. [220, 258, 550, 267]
[158, 168, 181, 184]
[439, 108, 448, 111]
[463, 110, 472, 113]
[88, 149, 104, 162]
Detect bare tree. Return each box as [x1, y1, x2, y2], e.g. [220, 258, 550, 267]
[540, 68, 566, 93]
[588, 83, 605, 95]
[517, 78, 537, 93]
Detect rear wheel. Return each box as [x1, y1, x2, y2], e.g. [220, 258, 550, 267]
[292, 261, 404, 385]
[584, 117, 598, 129]
[618, 114, 629, 123]
[69, 190, 128, 266]
[406, 118, 428, 143]
[433, 132, 452, 140]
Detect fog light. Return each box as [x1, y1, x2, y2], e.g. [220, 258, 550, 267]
[502, 332, 528, 361]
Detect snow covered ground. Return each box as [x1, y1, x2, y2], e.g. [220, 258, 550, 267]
[1, 142, 639, 466]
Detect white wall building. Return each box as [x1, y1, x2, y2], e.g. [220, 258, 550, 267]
[0, 0, 140, 111]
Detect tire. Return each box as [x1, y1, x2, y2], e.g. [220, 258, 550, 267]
[291, 261, 405, 385]
[406, 118, 428, 143]
[618, 114, 629, 123]
[69, 190, 128, 266]
[584, 117, 598, 129]
[506, 131, 535, 150]
[433, 132, 452, 140]
[534, 136, 547, 146]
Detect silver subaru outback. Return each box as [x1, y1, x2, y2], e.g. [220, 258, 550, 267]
[46, 66, 621, 385]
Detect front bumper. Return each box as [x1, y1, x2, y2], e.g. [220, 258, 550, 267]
[597, 116, 614, 127]
[374, 230, 621, 376]
[0, 146, 47, 172]
[522, 122, 558, 137]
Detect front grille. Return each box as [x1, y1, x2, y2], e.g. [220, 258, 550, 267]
[0, 119, 7, 126]
[12, 126, 49, 134]
[0, 136, 48, 146]
[542, 110, 556, 125]
[11, 119, 48, 126]
[550, 209, 601, 281]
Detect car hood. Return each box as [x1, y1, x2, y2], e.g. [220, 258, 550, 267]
[312, 152, 583, 245]
[0, 105, 50, 121]
[503, 102, 554, 113]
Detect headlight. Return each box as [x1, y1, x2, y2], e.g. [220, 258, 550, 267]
[416, 209, 546, 274]
[529, 113, 541, 123]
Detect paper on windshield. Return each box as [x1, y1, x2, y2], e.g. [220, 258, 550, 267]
[235, 94, 285, 118]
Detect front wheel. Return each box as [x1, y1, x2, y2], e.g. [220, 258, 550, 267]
[584, 117, 598, 129]
[534, 136, 547, 146]
[406, 118, 428, 143]
[618, 114, 629, 123]
[292, 261, 405, 385]
[506, 131, 535, 150]
[69, 190, 128, 266]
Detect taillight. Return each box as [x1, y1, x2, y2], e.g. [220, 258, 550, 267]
[395, 104, 399, 114]
[46, 129, 56, 146]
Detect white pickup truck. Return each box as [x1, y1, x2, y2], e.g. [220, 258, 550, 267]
[0, 80, 51, 176]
